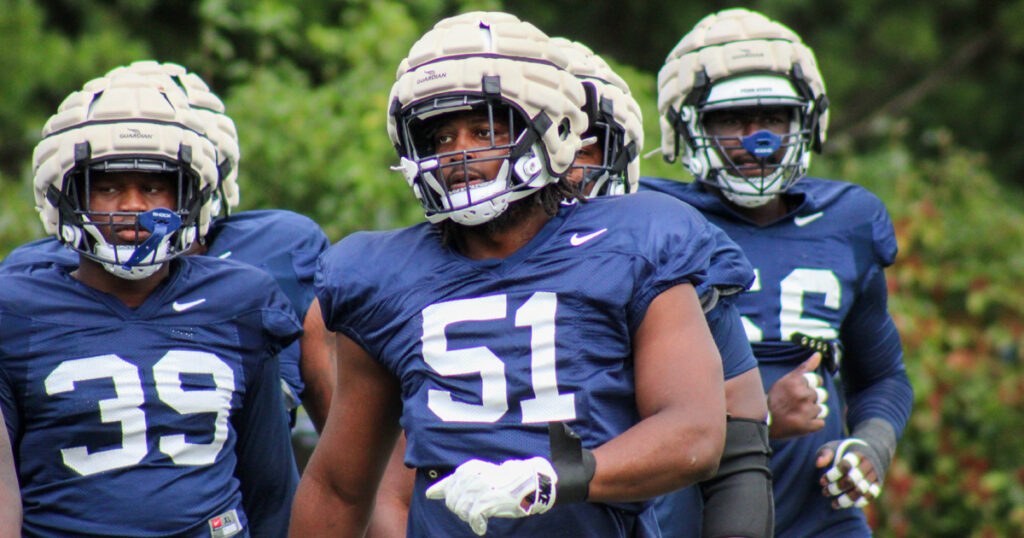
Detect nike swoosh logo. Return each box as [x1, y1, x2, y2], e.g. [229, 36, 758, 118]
[172, 298, 207, 312]
[217, 251, 232, 259]
[570, 228, 608, 246]
[794, 212, 824, 227]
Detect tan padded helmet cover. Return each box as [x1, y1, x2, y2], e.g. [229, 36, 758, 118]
[32, 73, 219, 237]
[554, 38, 644, 191]
[103, 61, 242, 209]
[387, 12, 587, 175]
[657, 8, 828, 162]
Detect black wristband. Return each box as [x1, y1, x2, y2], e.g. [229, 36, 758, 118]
[548, 422, 596, 504]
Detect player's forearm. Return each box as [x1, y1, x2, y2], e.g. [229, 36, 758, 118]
[586, 407, 724, 502]
[0, 497, 19, 538]
[289, 473, 373, 537]
[366, 436, 412, 538]
[365, 497, 410, 538]
[725, 367, 769, 420]
[846, 370, 913, 437]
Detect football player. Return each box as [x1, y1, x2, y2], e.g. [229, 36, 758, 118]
[646, 8, 914, 537]
[0, 62, 334, 439]
[560, 38, 774, 538]
[0, 74, 300, 535]
[290, 11, 727, 537]
[362, 38, 770, 538]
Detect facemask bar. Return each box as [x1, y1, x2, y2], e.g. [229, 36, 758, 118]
[571, 118, 632, 197]
[696, 115, 808, 196]
[396, 93, 544, 219]
[51, 148, 205, 269]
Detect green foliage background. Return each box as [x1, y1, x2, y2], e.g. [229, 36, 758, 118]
[3, 1, 1023, 535]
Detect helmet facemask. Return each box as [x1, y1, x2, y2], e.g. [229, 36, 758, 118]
[50, 146, 210, 280]
[570, 114, 634, 198]
[657, 9, 830, 206]
[387, 13, 588, 226]
[555, 42, 644, 199]
[392, 93, 555, 226]
[677, 74, 818, 207]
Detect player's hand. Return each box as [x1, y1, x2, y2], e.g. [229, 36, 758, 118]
[766, 353, 828, 439]
[424, 457, 558, 535]
[815, 438, 883, 509]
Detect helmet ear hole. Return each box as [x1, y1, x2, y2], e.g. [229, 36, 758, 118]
[557, 118, 571, 140]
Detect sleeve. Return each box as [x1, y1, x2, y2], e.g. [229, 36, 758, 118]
[287, 222, 331, 320]
[0, 310, 22, 442]
[867, 191, 899, 267]
[257, 278, 305, 357]
[0, 366, 17, 446]
[279, 222, 329, 404]
[232, 352, 300, 537]
[627, 197, 715, 334]
[699, 223, 756, 301]
[262, 281, 304, 410]
[839, 263, 913, 437]
[314, 237, 378, 355]
[706, 300, 758, 381]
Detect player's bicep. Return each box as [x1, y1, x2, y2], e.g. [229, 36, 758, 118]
[633, 282, 725, 420]
[305, 332, 402, 503]
[298, 298, 335, 433]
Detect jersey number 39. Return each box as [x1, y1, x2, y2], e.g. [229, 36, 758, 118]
[45, 350, 234, 476]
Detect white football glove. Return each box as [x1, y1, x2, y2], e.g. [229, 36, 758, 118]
[821, 439, 878, 508]
[425, 457, 558, 536]
[818, 419, 897, 510]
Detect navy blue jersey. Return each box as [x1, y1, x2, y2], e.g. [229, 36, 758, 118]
[0, 237, 76, 272]
[0, 209, 328, 407]
[203, 210, 329, 404]
[0, 257, 302, 537]
[702, 224, 757, 381]
[642, 176, 913, 538]
[317, 192, 715, 537]
[649, 226, 756, 536]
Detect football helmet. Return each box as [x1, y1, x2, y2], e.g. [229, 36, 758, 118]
[555, 38, 643, 197]
[102, 61, 241, 214]
[32, 74, 219, 279]
[657, 8, 829, 207]
[387, 11, 587, 226]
